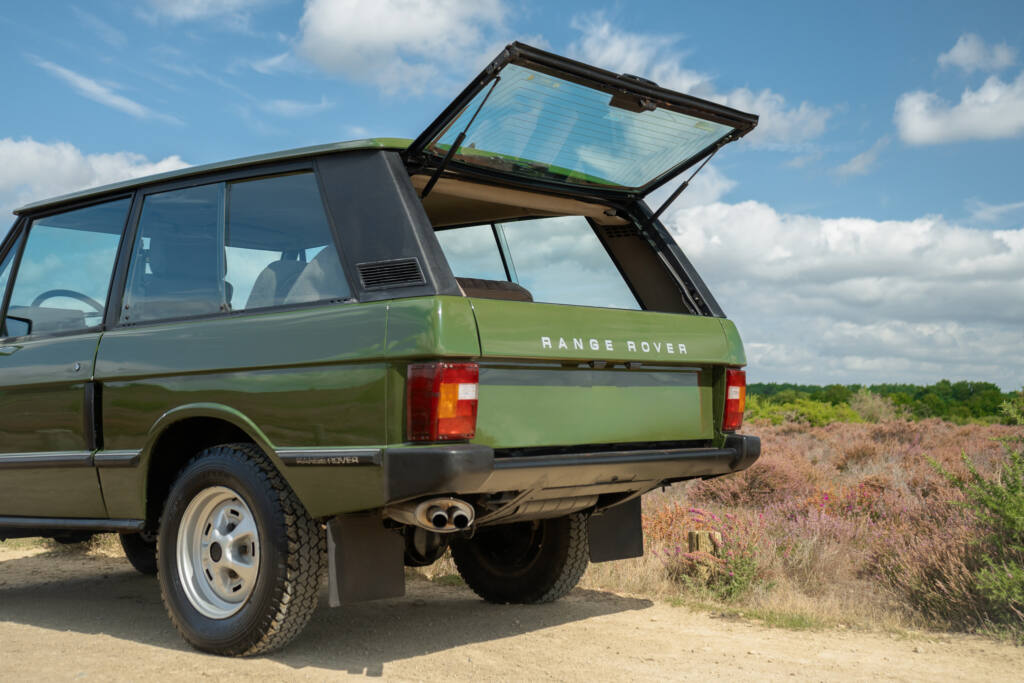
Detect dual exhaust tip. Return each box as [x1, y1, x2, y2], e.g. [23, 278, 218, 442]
[426, 504, 471, 530]
[385, 497, 475, 533]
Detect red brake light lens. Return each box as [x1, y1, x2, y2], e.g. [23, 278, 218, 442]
[407, 362, 479, 441]
[723, 368, 746, 432]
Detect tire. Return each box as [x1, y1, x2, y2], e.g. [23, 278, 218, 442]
[157, 443, 325, 656]
[120, 531, 158, 575]
[451, 513, 589, 604]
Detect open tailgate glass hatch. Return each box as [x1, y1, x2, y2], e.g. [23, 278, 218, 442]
[407, 42, 758, 195]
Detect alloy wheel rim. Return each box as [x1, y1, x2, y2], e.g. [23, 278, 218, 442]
[176, 486, 260, 619]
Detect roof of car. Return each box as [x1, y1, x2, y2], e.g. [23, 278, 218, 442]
[14, 137, 413, 216]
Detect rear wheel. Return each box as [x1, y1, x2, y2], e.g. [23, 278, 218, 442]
[157, 443, 325, 656]
[451, 513, 589, 604]
[120, 531, 158, 575]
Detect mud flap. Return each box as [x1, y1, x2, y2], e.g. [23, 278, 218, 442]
[587, 497, 644, 562]
[327, 514, 405, 606]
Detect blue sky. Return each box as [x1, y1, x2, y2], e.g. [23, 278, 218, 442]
[0, 1, 1022, 389]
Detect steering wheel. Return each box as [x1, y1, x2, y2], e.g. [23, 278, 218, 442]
[31, 289, 104, 314]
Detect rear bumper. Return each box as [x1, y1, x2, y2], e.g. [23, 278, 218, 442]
[384, 434, 760, 502]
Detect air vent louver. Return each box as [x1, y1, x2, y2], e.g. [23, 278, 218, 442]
[603, 225, 639, 239]
[357, 258, 426, 290]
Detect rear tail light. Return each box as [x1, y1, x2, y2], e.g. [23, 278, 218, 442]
[407, 362, 479, 441]
[723, 368, 746, 432]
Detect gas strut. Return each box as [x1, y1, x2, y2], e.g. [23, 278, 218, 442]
[420, 77, 502, 200]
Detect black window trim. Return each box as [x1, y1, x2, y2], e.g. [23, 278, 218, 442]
[0, 217, 27, 338]
[107, 159, 360, 331]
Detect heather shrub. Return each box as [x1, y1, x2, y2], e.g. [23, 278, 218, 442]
[835, 439, 878, 472]
[636, 420, 1022, 634]
[687, 449, 822, 507]
[653, 506, 771, 601]
[871, 506, 989, 628]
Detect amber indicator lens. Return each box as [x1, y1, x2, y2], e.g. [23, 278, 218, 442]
[723, 368, 746, 432]
[407, 362, 479, 441]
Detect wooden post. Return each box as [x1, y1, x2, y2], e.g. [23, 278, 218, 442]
[687, 530, 723, 556]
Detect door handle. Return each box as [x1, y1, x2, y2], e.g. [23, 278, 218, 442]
[0, 345, 19, 356]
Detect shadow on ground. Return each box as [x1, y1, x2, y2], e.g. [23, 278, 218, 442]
[0, 548, 652, 676]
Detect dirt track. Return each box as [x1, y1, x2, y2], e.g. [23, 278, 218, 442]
[1, 544, 1021, 681]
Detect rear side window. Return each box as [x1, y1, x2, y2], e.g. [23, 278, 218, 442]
[438, 216, 640, 310]
[225, 173, 349, 310]
[121, 172, 349, 324]
[7, 199, 129, 336]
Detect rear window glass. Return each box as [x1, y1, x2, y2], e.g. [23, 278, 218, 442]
[429, 63, 734, 191]
[437, 216, 640, 310]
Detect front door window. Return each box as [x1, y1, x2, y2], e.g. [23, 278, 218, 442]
[6, 199, 129, 336]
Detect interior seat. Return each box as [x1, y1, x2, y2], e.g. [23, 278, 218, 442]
[245, 253, 307, 309]
[283, 247, 350, 304]
[132, 234, 224, 320]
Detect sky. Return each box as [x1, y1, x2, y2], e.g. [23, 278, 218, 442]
[0, 0, 1021, 390]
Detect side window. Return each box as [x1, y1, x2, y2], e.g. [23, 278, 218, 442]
[436, 216, 641, 310]
[121, 184, 225, 323]
[434, 225, 508, 281]
[225, 172, 349, 310]
[6, 199, 129, 336]
[122, 172, 349, 324]
[497, 216, 640, 309]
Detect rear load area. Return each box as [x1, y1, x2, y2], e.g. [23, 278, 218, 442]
[412, 173, 745, 451]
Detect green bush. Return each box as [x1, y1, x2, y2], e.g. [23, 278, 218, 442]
[745, 395, 862, 427]
[938, 399, 1024, 629]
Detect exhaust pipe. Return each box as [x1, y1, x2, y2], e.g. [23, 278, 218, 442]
[385, 497, 475, 533]
[448, 507, 471, 529]
[427, 506, 449, 529]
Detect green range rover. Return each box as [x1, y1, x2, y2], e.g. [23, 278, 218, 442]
[0, 43, 759, 655]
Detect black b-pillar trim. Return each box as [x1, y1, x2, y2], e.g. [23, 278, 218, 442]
[84, 381, 103, 451]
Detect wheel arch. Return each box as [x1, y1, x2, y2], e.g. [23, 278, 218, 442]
[140, 403, 281, 530]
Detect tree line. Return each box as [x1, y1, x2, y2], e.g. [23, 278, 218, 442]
[748, 380, 1019, 422]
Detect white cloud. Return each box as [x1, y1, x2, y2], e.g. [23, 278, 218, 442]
[0, 138, 188, 219]
[32, 57, 182, 125]
[646, 165, 737, 211]
[243, 51, 303, 75]
[938, 33, 1016, 73]
[664, 199, 1024, 389]
[966, 198, 1024, 224]
[259, 96, 333, 117]
[141, 0, 271, 28]
[568, 14, 832, 149]
[834, 136, 889, 176]
[785, 150, 824, 169]
[71, 6, 126, 47]
[895, 71, 1024, 144]
[297, 0, 508, 95]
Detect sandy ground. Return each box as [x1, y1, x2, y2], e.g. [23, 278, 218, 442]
[1, 544, 1021, 682]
